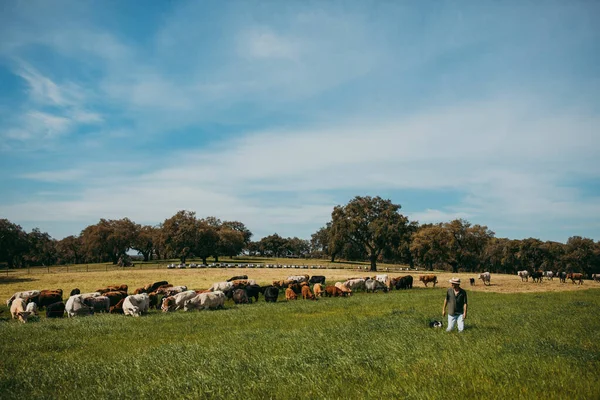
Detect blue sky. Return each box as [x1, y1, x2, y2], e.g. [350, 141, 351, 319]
[1, 0, 599, 243]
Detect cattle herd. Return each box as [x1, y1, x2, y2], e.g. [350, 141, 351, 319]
[6, 270, 597, 323]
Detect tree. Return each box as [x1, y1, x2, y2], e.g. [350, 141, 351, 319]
[215, 228, 245, 261]
[517, 238, 546, 271]
[0, 219, 29, 268]
[80, 218, 138, 264]
[162, 211, 200, 263]
[563, 236, 599, 275]
[131, 225, 155, 262]
[259, 234, 288, 257]
[286, 237, 311, 258]
[443, 219, 494, 273]
[56, 235, 83, 264]
[222, 220, 253, 246]
[24, 228, 57, 266]
[330, 196, 410, 271]
[410, 224, 449, 271]
[310, 225, 330, 258]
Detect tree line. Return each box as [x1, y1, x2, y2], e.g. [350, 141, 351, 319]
[1, 196, 599, 274]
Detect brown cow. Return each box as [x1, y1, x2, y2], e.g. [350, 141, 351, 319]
[301, 283, 315, 300]
[109, 298, 125, 314]
[102, 291, 127, 307]
[567, 273, 584, 285]
[285, 286, 297, 300]
[29, 291, 63, 309]
[324, 285, 344, 297]
[96, 284, 128, 294]
[313, 283, 325, 298]
[419, 275, 438, 287]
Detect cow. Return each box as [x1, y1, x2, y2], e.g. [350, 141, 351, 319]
[46, 301, 65, 318]
[567, 273, 584, 285]
[287, 275, 310, 284]
[301, 283, 315, 300]
[6, 290, 40, 307]
[161, 290, 197, 312]
[10, 298, 32, 323]
[163, 286, 188, 297]
[25, 301, 39, 315]
[80, 292, 102, 299]
[308, 275, 326, 285]
[69, 288, 81, 296]
[593, 274, 600, 282]
[263, 286, 279, 303]
[518, 270, 529, 282]
[544, 271, 554, 281]
[227, 275, 248, 282]
[153, 285, 174, 295]
[184, 291, 225, 311]
[335, 282, 352, 296]
[324, 285, 344, 297]
[531, 271, 544, 283]
[365, 278, 388, 293]
[273, 279, 295, 289]
[285, 286, 297, 300]
[83, 296, 110, 313]
[102, 291, 127, 307]
[469, 278, 475, 286]
[479, 272, 491, 286]
[313, 283, 325, 298]
[209, 282, 234, 292]
[123, 293, 150, 317]
[65, 295, 94, 317]
[244, 284, 261, 303]
[232, 289, 251, 304]
[146, 281, 169, 293]
[29, 291, 63, 309]
[344, 278, 366, 292]
[148, 292, 160, 309]
[558, 271, 567, 283]
[419, 275, 438, 287]
[109, 298, 125, 314]
[395, 275, 413, 290]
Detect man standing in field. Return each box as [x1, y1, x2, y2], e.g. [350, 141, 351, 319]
[442, 278, 468, 332]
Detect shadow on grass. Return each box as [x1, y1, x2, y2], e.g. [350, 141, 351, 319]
[0, 276, 38, 285]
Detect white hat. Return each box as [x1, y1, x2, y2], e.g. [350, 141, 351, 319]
[449, 278, 461, 285]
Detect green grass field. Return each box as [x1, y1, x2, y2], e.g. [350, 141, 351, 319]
[1, 285, 599, 399]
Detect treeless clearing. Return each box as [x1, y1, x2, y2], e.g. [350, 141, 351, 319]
[1, 267, 598, 302]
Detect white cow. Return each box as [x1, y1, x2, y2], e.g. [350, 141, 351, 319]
[7, 290, 40, 306]
[344, 278, 366, 291]
[10, 298, 32, 323]
[80, 292, 102, 299]
[183, 291, 225, 311]
[161, 290, 197, 312]
[123, 293, 149, 317]
[375, 274, 389, 284]
[25, 302, 39, 315]
[286, 275, 309, 284]
[65, 295, 94, 317]
[517, 270, 529, 282]
[335, 282, 352, 295]
[479, 272, 491, 286]
[365, 278, 388, 293]
[545, 271, 554, 281]
[209, 282, 234, 292]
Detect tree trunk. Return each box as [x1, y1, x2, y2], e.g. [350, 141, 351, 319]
[215, 255, 220, 262]
[202, 257, 207, 264]
[330, 255, 336, 263]
[369, 255, 377, 272]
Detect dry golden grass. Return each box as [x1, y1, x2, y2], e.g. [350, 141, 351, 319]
[1, 265, 598, 303]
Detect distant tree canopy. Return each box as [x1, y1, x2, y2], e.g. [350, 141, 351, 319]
[1, 197, 599, 275]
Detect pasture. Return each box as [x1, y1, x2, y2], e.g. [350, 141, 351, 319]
[1, 267, 599, 399]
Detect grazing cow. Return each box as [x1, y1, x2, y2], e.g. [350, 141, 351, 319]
[232, 289, 251, 304]
[185, 291, 225, 311]
[531, 271, 544, 283]
[65, 295, 94, 317]
[544, 271, 554, 281]
[469, 278, 475, 286]
[96, 284, 128, 294]
[102, 291, 127, 307]
[365, 278, 388, 293]
[479, 272, 491, 286]
[567, 273, 584, 285]
[301, 283, 315, 300]
[148, 292, 160, 309]
[558, 271, 567, 283]
[10, 298, 32, 323]
[145, 281, 169, 293]
[285, 286, 297, 300]
[25, 301, 39, 315]
[313, 283, 325, 298]
[592, 274, 600, 282]
[153, 284, 174, 295]
[287, 275, 310, 284]
[324, 285, 344, 297]
[308, 275, 326, 285]
[419, 275, 438, 287]
[344, 278, 366, 292]
[163, 286, 188, 297]
[273, 279, 295, 289]
[123, 293, 150, 317]
[69, 288, 81, 296]
[335, 282, 352, 296]
[7, 290, 40, 307]
[244, 284, 261, 303]
[46, 301, 65, 318]
[80, 292, 102, 299]
[263, 286, 279, 303]
[83, 296, 110, 313]
[109, 298, 125, 314]
[209, 282, 234, 292]
[518, 270, 529, 282]
[161, 290, 197, 312]
[29, 291, 63, 309]
[227, 275, 248, 282]
[395, 275, 413, 290]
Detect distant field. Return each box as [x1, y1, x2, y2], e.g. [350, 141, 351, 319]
[0, 276, 599, 399]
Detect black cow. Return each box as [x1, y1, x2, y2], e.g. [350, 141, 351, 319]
[395, 275, 413, 290]
[531, 271, 544, 283]
[245, 284, 261, 302]
[558, 271, 567, 283]
[46, 301, 65, 318]
[308, 275, 326, 285]
[227, 275, 248, 282]
[70, 288, 81, 296]
[469, 278, 475, 286]
[263, 286, 279, 303]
